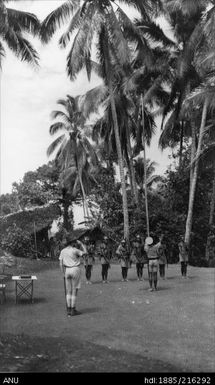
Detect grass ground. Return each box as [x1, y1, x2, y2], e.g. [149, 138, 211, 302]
[0, 259, 214, 373]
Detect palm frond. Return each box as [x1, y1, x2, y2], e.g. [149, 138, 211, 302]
[159, 111, 181, 149]
[47, 134, 65, 157]
[80, 136, 99, 167]
[40, 0, 80, 43]
[137, 19, 176, 48]
[49, 122, 67, 135]
[66, 2, 98, 80]
[116, 0, 152, 20]
[186, 84, 215, 111]
[59, 7, 82, 48]
[78, 85, 108, 119]
[50, 110, 72, 125]
[0, 41, 5, 69]
[103, 5, 130, 67]
[146, 174, 162, 187]
[4, 30, 39, 66]
[7, 8, 40, 36]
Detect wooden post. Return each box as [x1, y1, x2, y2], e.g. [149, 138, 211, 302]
[33, 222, 39, 260]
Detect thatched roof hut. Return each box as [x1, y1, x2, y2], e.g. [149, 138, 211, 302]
[0, 203, 61, 236]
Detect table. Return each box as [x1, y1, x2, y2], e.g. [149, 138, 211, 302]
[12, 276, 37, 304]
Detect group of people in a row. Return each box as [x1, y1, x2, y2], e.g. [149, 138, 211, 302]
[59, 233, 189, 316]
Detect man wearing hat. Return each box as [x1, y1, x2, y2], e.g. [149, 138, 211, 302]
[98, 235, 112, 283]
[83, 236, 95, 284]
[116, 239, 131, 282]
[144, 236, 159, 291]
[178, 236, 189, 278]
[131, 235, 146, 281]
[59, 235, 87, 316]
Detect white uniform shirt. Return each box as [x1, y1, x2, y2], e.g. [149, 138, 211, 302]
[59, 246, 85, 268]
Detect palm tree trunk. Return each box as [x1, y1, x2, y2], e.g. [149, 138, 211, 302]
[189, 121, 197, 198]
[179, 121, 184, 169]
[125, 150, 134, 200]
[79, 172, 90, 218]
[125, 126, 139, 205]
[109, 82, 129, 240]
[62, 188, 71, 231]
[141, 94, 150, 237]
[209, 164, 215, 227]
[205, 160, 215, 261]
[185, 99, 208, 245]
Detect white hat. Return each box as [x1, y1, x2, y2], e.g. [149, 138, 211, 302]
[145, 236, 153, 245]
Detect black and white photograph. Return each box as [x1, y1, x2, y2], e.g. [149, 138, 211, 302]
[0, 0, 214, 377]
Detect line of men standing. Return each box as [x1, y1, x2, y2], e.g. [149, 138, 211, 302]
[59, 233, 189, 316]
[81, 234, 175, 289]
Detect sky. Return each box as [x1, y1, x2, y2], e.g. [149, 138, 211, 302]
[0, 0, 172, 196]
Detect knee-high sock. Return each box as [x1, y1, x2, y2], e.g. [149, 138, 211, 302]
[153, 272, 157, 289]
[149, 272, 153, 288]
[66, 294, 72, 308]
[71, 295, 77, 308]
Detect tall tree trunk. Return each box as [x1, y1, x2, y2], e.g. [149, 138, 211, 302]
[79, 172, 90, 218]
[185, 99, 208, 245]
[125, 150, 135, 201]
[209, 165, 215, 227]
[109, 82, 129, 240]
[62, 188, 71, 231]
[125, 126, 139, 205]
[141, 94, 150, 237]
[189, 121, 197, 198]
[205, 160, 215, 261]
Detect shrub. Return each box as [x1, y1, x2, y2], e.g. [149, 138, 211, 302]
[0, 223, 34, 258]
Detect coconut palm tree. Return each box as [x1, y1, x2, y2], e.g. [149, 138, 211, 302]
[0, 0, 40, 68]
[157, 0, 214, 246]
[185, 71, 215, 254]
[47, 95, 98, 219]
[41, 0, 155, 240]
[134, 158, 162, 190]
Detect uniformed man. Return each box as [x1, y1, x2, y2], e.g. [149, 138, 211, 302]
[98, 236, 112, 283]
[178, 236, 189, 278]
[59, 236, 87, 316]
[157, 235, 168, 279]
[83, 236, 95, 284]
[116, 239, 131, 282]
[131, 234, 146, 281]
[144, 237, 160, 291]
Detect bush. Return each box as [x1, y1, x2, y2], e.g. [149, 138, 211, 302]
[0, 224, 34, 258]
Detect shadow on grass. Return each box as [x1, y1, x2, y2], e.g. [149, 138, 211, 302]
[79, 306, 100, 315]
[11, 297, 48, 305]
[139, 286, 170, 292]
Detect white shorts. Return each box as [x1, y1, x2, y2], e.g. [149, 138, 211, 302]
[65, 266, 82, 290]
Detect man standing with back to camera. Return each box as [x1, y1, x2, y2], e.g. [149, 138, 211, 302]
[59, 235, 87, 317]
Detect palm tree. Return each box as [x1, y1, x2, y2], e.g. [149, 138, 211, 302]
[157, 0, 214, 246]
[185, 72, 215, 254]
[134, 158, 162, 193]
[0, 0, 40, 68]
[47, 95, 98, 219]
[41, 0, 155, 240]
